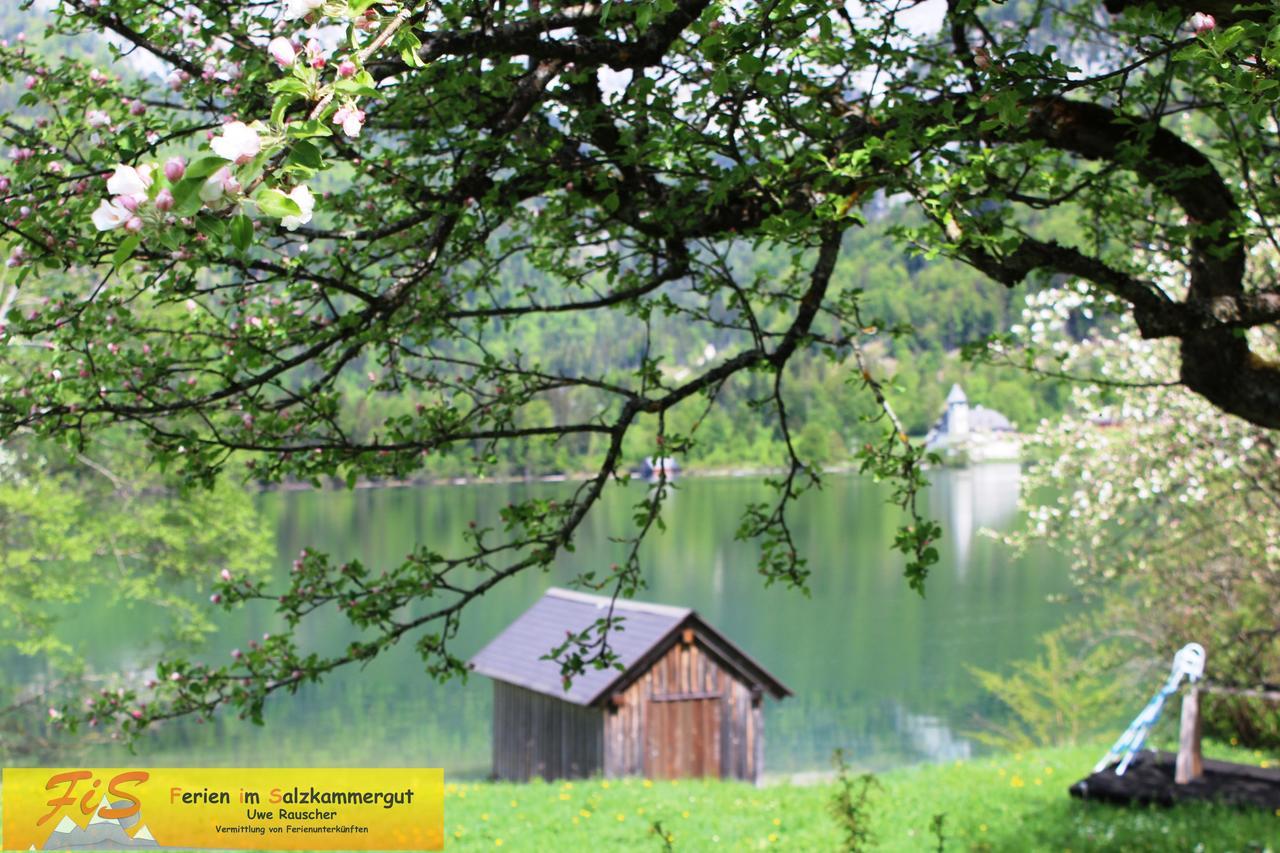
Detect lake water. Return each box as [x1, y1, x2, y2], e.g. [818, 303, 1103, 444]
[26, 464, 1074, 778]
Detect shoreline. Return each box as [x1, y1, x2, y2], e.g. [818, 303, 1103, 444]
[249, 457, 1025, 494]
[249, 462, 861, 493]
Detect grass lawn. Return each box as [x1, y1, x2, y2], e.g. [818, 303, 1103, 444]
[442, 743, 1280, 851]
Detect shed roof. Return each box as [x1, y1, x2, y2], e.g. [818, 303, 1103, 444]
[468, 587, 790, 705]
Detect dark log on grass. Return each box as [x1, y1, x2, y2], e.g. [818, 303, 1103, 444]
[1071, 752, 1280, 811]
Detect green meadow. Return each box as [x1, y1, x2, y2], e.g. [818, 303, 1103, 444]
[442, 743, 1279, 851]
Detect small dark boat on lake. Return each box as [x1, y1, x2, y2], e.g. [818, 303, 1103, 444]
[636, 456, 680, 482]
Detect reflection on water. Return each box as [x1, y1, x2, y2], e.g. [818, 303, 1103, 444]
[928, 463, 1023, 575]
[9, 466, 1070, 777]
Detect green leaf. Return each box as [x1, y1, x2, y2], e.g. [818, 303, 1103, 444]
[256, 189, 302, 219]
[334, 79, 379, 97]
[395, 29, 425, 68]
[172, 177, 208, 217]
[112, 234, 141, 270]
[195, 215, 226, 240]
[268, 77, 310, 95]
[271, 93, 302, 126]
[231, 214, 253, 253]
[185, 156, 230, 180]
[287, 140, 325, 171]
[285, 120, 332, 139]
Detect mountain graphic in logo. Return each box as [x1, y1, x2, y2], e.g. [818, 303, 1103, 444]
[40, 798, 167, 850]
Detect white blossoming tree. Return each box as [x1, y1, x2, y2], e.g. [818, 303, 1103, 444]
[997, 285, 1280, 745]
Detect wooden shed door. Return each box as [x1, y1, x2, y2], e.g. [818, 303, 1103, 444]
[644, 699, 722, 779]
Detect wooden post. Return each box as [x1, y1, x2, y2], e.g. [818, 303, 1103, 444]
[1175, 686, 1203, 784]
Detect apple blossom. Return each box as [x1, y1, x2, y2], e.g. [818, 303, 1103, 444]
[1190, 12, 1215, 33]
[91, 199, 133, 231]
[283, 0, 325, 22]
[333, 105, 366, 138]
[268, 36, 296, 68]
[154, 188, 175, 212]
[199, 166, 241, 203]
[106, 164, 153, 198]
[305, 39, 326, 69]
[281, 184, 315, 231]
[337, 60, 356, 78]
[210, 121, 262, 164]
[125, 217, 144, 233]
[86, 109, 110, 127]
[164, 156, 186, 182]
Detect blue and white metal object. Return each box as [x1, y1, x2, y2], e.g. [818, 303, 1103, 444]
[1094, 643, 1206, 776]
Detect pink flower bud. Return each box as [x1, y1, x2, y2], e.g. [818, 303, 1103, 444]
[337, 60, 357, 78]
[231, 648, 243, 659]
[124, 216, 143, 233]
[129, 99, 146, 116]
[24, 75, 36, 90]
[268, 36, 296, 68]
[210, 593, 222, 604]
[164, 156, 186, 182]
[1190, 11, 1216, 33]
[131, 710, 143, 720]
[117, 194, 139, 212]
[154, 188, 174, 212]
[220, 568, 232, 581]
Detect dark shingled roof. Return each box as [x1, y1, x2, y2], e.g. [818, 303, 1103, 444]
[468, 588, 790, 705]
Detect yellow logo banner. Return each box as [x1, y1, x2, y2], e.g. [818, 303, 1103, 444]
[1, 768, 443, 850]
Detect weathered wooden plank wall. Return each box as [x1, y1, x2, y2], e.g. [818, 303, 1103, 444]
[601, 632, 764, 782]
[491, 682, 604, 781]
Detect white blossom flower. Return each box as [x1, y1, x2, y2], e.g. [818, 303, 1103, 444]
[281, 184, 314, 231]
[199, 166, 241, 203]
[332, 105, 365, 138]
[283, 0, 325, 22]
[210, 121, 262, 165]
[1189, 12, 1216, 34]
[91, 199, 133, 231]
[106, 164, 153, 198]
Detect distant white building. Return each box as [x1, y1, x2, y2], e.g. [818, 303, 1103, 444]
[924, 384, 1021, 463]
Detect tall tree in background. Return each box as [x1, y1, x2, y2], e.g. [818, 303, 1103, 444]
[0, 0, 1274, 731]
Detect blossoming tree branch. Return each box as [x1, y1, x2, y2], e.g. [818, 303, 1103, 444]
[0, 0, 1275, 733]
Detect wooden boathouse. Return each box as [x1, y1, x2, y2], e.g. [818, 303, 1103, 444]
[468, 587, 791, 783]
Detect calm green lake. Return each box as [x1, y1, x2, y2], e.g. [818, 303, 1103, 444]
[26, 464, 1073, 778]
